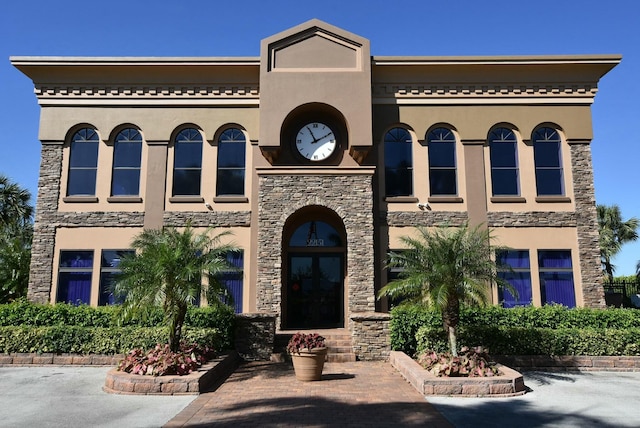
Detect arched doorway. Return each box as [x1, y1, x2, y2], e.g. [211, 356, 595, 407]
[282, 206, 346, 329]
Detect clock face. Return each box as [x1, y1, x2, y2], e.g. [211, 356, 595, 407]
[295, 122, 337, 161]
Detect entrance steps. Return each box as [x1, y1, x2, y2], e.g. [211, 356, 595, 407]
[275, 329, 356, 363]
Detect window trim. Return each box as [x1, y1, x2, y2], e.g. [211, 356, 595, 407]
[427, 127, 458, 197]
[216, 127, 247, 197]
[489, 127, 520, 197]
[533, 127, 565, 197]
[383, 127, 414, 197]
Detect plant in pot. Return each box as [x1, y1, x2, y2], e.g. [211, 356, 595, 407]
[287, 332, 327, 381]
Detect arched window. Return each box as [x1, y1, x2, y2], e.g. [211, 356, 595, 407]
[489, 128, 519, 196]
[216, 128, 246, 196]
[172, 128, 203, 196]
[384, 127, 413, 196]
[67, 128, 99, 196]
[428, 127, 457, 196]
[533, 127, 564, 196]
[111, 128, 142, 196]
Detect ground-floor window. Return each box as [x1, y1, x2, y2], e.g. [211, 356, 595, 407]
[99, 249, 134, 305]
[497, 250, 533, 307]
[216, 250, 244, 313]
[539, 250, 575, 307]
[57, 250, 94, 305]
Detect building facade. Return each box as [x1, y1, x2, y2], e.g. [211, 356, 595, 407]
[13, 20, 619, 338]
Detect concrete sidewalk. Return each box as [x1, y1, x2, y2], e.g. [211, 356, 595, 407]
[0, 366, 195, 428]
[2, 363, 640, 427]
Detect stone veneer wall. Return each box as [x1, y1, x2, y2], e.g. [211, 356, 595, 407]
[570, 142, 605, 308]
[386, 211, 468, 227]
[256, 172, 375, 326]
[234, 313, 276, 361]
[487, 211, 577, 227]
[350, 312, 391, 361]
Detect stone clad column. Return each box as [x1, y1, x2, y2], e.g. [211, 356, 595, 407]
[143, 141, 168, 229]
[27, 142, 63, 303]
[569, 140, 605, 308]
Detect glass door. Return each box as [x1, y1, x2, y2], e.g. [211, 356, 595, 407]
[287, 253, 343, 328]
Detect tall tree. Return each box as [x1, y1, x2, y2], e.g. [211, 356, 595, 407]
[0, 175, 33, 303]
[114, 225, 238, 352]
[597, 204, 639, 282]
[377, 223, 510, 356]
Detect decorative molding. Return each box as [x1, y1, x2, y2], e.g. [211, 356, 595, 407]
[33, 84, 260, 105]
[372, 83, 597, 105]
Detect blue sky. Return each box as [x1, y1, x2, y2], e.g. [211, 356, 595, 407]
[1, 0, 639, 274]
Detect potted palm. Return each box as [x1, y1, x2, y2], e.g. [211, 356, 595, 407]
[287, 332, 327, 381]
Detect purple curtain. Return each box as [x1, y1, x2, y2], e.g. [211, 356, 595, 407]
[58, 272, 91, 305]
[221, 251, 243, 313]
[541, 272, 575, 307]
[499, 272, 532, 307]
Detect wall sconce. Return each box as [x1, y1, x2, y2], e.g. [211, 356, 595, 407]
[417, 202, 431, 211]
[204, 202, 213, 211]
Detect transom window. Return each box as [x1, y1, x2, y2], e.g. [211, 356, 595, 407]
[67, 128, 99, 196]
[384, 127, 413, 197]
[428, 127, 457, 196]
[216, 128, 246, 196]
[173, 128, 203, 196]
[111, 128, 142, 196]
[533, 127, 564, 196]
[489, 128, 519, 196]
[289, 221, 343, 248]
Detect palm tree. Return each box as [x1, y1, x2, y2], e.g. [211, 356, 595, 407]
[114, 225, 238, 352]
[0, 175, 33, 232]
[377, 223, 509, 356]
[597, 204, 639, 282]
[0, 175, 33, 303]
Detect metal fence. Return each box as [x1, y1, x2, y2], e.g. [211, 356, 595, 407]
[602, 280, 640, 308]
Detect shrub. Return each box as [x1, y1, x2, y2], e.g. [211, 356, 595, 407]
[415, 325, 640, 356]
[0, 326, 222, 355]
[392, 304, 640, 355]
[417, 346, 499, 377]
[117, 342, 216, 376]
[0, 299, 236, 351]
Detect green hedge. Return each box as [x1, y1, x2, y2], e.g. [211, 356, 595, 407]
[0, 299, 236, 350]
[391, 304, 640, 355]
[415, 325, 640, 356]
[0, 326, 222, 355]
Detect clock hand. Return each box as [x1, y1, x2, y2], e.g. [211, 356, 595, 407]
[316, 132, 334, 142]
[306, 126, 319, 143]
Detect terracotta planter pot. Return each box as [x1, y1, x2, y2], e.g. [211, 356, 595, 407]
[290, 347, 328, 381]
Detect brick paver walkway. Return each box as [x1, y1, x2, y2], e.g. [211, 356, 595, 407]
[165, 361, 452, 427]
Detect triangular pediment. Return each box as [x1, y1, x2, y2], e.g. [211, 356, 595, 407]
[262, 19, 368, 71]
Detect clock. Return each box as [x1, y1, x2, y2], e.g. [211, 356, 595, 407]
[295, 122, 337, 161]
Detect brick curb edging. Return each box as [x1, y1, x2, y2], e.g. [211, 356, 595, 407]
[390, 351, 526, 397]
[0, 353, 124, 366]
[494, 355, 640, 372]
[103, 351, 240, 395]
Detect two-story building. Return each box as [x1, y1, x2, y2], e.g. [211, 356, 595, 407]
[13, 20, 619, 357]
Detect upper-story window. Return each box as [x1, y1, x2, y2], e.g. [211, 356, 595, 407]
[111, 128, 142, 196]
[489, 128, 519, 196]
[428, 127, 457, 196]
[173, 128, 203, 196]
[67, 128, 99, 196]
[533, 127, 564, 196]
[216, 128, 246, 196]
[384, 127, 413, 197]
